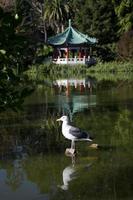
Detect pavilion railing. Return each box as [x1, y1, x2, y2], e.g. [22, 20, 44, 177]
[53, 56, 90, 65]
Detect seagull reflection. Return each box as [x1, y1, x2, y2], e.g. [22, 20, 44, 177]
[59, 155, 76, 190]
[59, 155, 93, 190]
[60, 165, 76, 190]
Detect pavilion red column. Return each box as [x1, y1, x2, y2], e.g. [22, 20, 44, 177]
[78, 47, 82, 58]
[65, 80, 70, 96]
[80, 82, 85, 93]
[66, 48, 69, 59]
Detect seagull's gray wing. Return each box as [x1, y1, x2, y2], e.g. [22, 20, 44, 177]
[69, 125, 89, 139]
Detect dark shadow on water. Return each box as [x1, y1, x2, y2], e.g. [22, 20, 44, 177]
[97, 144, 116, 151]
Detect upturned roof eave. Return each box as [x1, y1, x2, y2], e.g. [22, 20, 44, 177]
[49, 43, 94, 48]
[47, 23, 97, 46]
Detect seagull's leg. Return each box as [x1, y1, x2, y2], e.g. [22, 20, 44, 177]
[69, 140, 75, 155]
[71, 140, 75, 150]
[72, 155, 75, 166]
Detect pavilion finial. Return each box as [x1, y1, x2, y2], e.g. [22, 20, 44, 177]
[69, 19, 71, 27]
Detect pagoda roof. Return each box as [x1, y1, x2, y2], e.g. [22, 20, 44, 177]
[47, 20, 97, 46]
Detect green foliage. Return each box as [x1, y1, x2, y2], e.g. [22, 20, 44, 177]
[0, 8, 35, 72]
[36, 45, 53, 57]
[113, 109, 133, 147]
[74, 0, 118, 45]
[44, 0, 71, 33]
[2, 0, 133, 61]
[15, 0, 43, 32]
[26, 63, 87, 81]
[26, 62, 133, 83]
[95, 44, 117, 62]
[0, 68, 34, 111]
[73, 0, 119, 61]
[0, 8, 35, 111]
[112, 0, 133, 34]
[87, 61, 133, 73]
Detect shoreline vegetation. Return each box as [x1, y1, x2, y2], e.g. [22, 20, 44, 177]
[26, 61, 133, 81]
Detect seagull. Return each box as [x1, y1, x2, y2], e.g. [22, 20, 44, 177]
[57, 116, 93, 150]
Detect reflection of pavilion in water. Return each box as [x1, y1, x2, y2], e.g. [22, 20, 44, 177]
[53, 78, 96, 120]
[53, 78, 93, 95]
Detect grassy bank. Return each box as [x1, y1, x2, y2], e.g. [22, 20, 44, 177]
[27, 63, 87, 81]
[86, 61, 133, 81]
[87, 61, 133, 73]
[26, 61, 133, 82]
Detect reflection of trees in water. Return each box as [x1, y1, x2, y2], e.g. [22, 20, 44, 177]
[67, 154, 133, 200]
[0, 120, 66, 157]
[1, 146, 133, 199]
[23, 154, 95, 197]
[23, 155, 69, 194]
[111, 109, 133, 148]
[0, 125, 27, 159]
[6, 159, 25, 191]
[0, 128, 13, 157]
[74, 108, 133, 151]
[0, 107, 133, 158]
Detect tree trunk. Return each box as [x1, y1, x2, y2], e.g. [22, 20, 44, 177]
[55, 21, 60, 33]
[44, 23, 47, 43]
[61, 23, 64, 32]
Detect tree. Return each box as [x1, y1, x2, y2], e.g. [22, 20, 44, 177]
[44, 0, 70, 33]
[0, 8, 34, 111]
[112, 0, 133, 60]
[112, 0, 133, 34]
[72, 0, 119, 61]
[74, 0, 118, 45]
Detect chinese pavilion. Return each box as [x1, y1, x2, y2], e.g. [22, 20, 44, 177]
[47, 20, 97, 65]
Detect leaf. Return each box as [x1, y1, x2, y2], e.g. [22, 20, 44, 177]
[0, 49, 6, 54]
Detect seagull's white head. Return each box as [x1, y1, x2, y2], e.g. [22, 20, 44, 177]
[56, 115, 69, 122]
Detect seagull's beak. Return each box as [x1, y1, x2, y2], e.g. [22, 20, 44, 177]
[56, 118, 61, 121]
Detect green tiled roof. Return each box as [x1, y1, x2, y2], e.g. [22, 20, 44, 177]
[48, 21, 97, 46]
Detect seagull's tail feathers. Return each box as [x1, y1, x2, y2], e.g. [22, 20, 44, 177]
[80, 131, 94, 142]
[86, 138, 93, 142]
[87, 135, 94, 142]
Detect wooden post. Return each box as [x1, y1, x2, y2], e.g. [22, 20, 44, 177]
[90, 46, 92, 56]
[72, 49, 75, 58]
[79, 47, 81, 58]
[65, 48, 69, 64]
[66, 48, 69, 58]
[74, 56, 77, 64]
[80, 82, 85, 93]
[83, 56, 86, 64]
[65, 80, 70, 96]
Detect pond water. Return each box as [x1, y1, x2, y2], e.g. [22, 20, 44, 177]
[0, 75, 133, 200]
